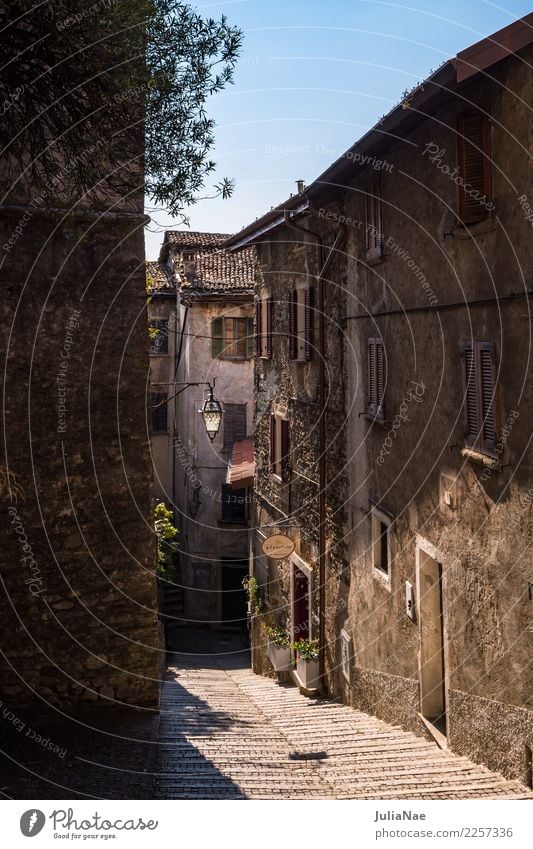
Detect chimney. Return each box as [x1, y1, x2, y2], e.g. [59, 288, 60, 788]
[296, 180, 305, 194]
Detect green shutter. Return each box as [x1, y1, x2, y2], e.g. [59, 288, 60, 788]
[212, 317, 224, 358]
[245, 317, 254, 359]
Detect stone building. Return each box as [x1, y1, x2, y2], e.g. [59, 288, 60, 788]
[0, 164, 161, 707]
[150, 232, 255, 630]
[225, 16, 533, 784]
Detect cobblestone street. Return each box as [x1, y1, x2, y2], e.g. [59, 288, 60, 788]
[154, 645, 533, 800]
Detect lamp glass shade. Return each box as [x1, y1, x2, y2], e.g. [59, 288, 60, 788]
[200, 395, 223, 441]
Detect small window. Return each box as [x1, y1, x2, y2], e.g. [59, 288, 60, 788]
[371, 507, 391, 580]
[456, 112, 493, 225]
[221, 484, 247, 523]
[223, 403, 247, 450]
[151, 392, 168, 433]
[256, 296, 273, 359]
[212, 317, 254, 360]
[365, 182, 383, 259]
[462, 341, 497, 457]
[289, 286, 314, 361]
[270, 414, 290, 480]
[367, 337, 385, 420]
[149, 319, 169, 355]
[182, 251, 195, 262]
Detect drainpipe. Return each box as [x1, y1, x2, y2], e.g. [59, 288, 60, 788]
[283, 206, 345, 691]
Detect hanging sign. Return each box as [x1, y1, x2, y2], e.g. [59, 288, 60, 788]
[261, 534, 295, 560]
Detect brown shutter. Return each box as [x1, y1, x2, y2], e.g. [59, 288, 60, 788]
[462, 344, 479, 447]
[367, 338, 376, 414]
[266, 297, 273, 359]
[304, 286, 314, 361]
[366, 184, 382, 255]
[479, 342, 496, 455]
[270, 415, 276, 471]
[281, 419, 290, 481]
[256, 300, 262, 357]
[289, 290, 297, 360]
[456, 113, 492, 224]
[367, 337, 384, 419]
[376, 338, 384, 417]
[245, 317, 254, 359]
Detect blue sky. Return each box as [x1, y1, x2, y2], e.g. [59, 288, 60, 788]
[144, 0, 531, 258]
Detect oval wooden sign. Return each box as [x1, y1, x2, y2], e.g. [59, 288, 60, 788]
[261, 534, 295, 560]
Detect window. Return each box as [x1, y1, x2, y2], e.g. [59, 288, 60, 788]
[367, 337, 385, 420]
[462, 341, 497, 457]
[151, 392, 168, 433]
[289, 286, 314, 361]
[270, 414, 290, 480]
[456, 112, 492, 225]
[221, 484, 247, 523]
[371, 507, 391, 581]
[365, 182, 383, 259]
[223, 403, 247, 450]
[256, 296, 273, 358]
[212, 317, 254, 359]
[149, 319, 169, 355]
[182, 251, 195, 262]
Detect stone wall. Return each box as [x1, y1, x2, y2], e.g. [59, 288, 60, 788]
[0, 209, 162, 708]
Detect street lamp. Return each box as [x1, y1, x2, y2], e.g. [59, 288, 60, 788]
[199, 381, 223, 442]
[151, 378, 223, 441]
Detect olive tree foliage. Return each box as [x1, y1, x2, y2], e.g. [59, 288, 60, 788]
[0, 1, 242, 215]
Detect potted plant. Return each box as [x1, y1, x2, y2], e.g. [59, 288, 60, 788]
[293, 638, 320, 690]
[266, 624, 292, 672]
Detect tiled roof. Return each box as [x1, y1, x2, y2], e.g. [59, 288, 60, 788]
[145, 261, 174, 292]
[166, 231, 231, 248]
[164, 230, 256, 295]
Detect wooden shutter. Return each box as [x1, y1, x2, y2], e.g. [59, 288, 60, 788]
[366, 184, 382, 256]
[211, 317, 224, 358]
[224, 404, 247, 449]
[462, 341, 497, 456]
[457, 113, 492, 224]
[245, 317, 254, 359]
[256, 300, 262, 357]
[304, 286, 314, 361]
[289, 290, 297, 360]
[270, 414, 276, 471]
[281, 419, 290, 481]
[479, 343, 496, 454]
[367, 338, 384, 419]
[266, 297, 273, 359]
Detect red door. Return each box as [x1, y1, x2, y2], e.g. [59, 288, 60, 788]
[292, 567, 309, 641]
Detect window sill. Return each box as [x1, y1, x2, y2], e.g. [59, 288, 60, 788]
[461, 447, 500, 469]
[363, 250, 384, 266]
[363, 413, 390, 427]
[452, 217, 497, 239]
[217, 520, 249, 528]
[372, 566, 392, 591]
[152, 431, 169, 436]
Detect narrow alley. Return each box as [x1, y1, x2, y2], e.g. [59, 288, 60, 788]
[154, 640, 532, 801]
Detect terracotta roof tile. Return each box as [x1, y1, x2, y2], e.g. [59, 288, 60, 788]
[164, 230, 256, 295]
[146, 261, 174, 292]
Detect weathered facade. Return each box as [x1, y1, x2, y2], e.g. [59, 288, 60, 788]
[226, 18, 533, 784]
[150, 233, 255, 629]
[0, 208, 161, 709]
